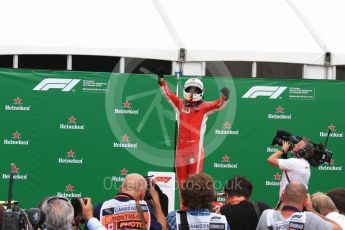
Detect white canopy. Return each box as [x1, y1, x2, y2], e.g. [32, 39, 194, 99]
[0, 0, 343, 65]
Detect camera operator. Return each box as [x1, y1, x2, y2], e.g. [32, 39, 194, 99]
[267, 139, 313, 197]
[91, 173, 167, 230]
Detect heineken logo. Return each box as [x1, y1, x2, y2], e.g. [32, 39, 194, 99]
[114, 100, 139, 115]
[274, 173, 281, 180]
[4, 97, 31, 111]
[58, 149, 83, 164]
[120, 168, 128, 175]
[267, 146, 280, 153]
[318, 159, 343, 171]
[2, 163, 28, 180]
[11, 163, 20, 173]
[113, 135, 138, 148]
[215, 121, 239, 135]
[320, 124, 343, 138]
[112, 168, 128, 182]
[3, 131, 29, 145]
[56, 184, 81, 198]
[59, 116, 85, 130]
[214, 154, 238, 169]
[265, 173, 281, 186]
[66, 184, 74, 192]
[268, 106, 292, 120]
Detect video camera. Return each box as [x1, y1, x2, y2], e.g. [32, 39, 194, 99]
[271, 130, 333, 167]
[2, 171, 45, 230]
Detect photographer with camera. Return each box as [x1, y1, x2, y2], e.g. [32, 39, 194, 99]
[91, 173, 167, 230]
[256, 182, 342, 230]
[267, 137, 313, 198]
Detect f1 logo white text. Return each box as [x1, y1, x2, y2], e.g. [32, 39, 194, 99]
[33, 78, 80, 91]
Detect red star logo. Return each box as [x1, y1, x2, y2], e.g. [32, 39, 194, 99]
[12, 131, 21, 139]
[223, 121, 231, 129]
[327, 159, 335, 165]
[11, 163, 20, 173]
[276, 106, 284, 113]
[222, 155, 230, 162]
[122, 135, 129, 142]
[65, 184, 74, 191]
[328, 124, 336, 132]
[123, 101, 131, 109]
[68, 116, 76, 123]
[14, 97, 22, 105]
[120, 168, 128, 175]
[274, 173, 281, 180]
[67, 149, 75, 158]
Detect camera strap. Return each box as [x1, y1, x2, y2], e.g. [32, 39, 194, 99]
[251, 201, 261, 220]
[177, 210, 190, 230]
[135, 201, 148, 230]
[284, 170, 291, 183]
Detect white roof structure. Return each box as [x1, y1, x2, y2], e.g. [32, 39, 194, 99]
[0, 0, 343, 65]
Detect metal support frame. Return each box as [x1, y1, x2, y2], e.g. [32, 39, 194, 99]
[13, 55, 18, 69]
[251, 62, 257, 78]
[67, 55, 72, 70]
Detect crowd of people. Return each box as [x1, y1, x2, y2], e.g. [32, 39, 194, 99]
[1, 172, 344, 230]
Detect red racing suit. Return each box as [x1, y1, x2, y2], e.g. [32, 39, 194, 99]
[160, 81, 228, 188]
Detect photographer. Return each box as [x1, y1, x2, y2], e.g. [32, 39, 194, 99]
[267, 139, 313, 197]
[91, 173, 167, 230]
[256, 182, 342, 230]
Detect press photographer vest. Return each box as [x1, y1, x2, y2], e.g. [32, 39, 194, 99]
[100, 199, 151, 230]
[175, 211, 228, 230]
[266, 210, 307, 230]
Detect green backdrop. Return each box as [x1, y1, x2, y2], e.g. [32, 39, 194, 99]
[0, 68, 344, 209]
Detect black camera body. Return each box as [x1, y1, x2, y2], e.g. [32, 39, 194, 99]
[2, 171, 45, 230]
[272, 130, 333, 167]
[2, 206, 45, 230]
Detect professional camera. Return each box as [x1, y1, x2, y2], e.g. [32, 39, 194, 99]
[2, 172, 45, 230]
[143, 175, 169, 216]
[271, 130, 303, 151]
[307, 143, 333, 167]
[271, 130, 333, 167]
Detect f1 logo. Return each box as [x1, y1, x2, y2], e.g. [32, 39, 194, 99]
[33, 78, 80, 91]
[242, 86, 287, 99]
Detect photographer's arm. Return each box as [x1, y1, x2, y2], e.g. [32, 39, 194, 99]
[80, 198, 106, 230]
[267, 141, 290, 167]
[150, 186, 168, 230]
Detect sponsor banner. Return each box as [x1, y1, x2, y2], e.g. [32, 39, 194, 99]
[265, 173, 281, 187]
[4, 97, 31, 111]
[2, 163, 28, 180]
[215, 121, 239, 135]
[3, 131, 29, 145]
[148, 171, 175, 213]
[114, 101, 139, 115]
[112, 168, 128, 182]
[33, 78, 80, 92]
[59, 116, 85, 130]
[318, 159, 343, 171]
[242, 86, 287, 99]
[267, 106, 292, 120]
[214, 155, 238, 169]
[319, 124, 343, 138]
[267, 146, 280, 153]
[56, 184, 82, 198]
[58, 149, 83, 164]
[288, 87, 315, 100]
[82, 79, 108, 93]
[113, 135, 138, 148]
